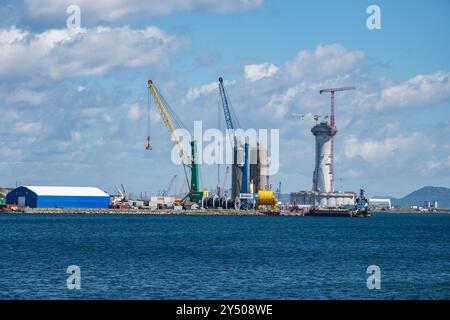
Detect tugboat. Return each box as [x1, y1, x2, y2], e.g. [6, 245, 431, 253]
[352, 188, 371, 218]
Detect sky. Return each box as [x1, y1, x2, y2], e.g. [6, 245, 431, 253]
[0, 0, 449, 198]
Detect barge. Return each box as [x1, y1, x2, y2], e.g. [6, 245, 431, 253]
[305, 189, 371, 218]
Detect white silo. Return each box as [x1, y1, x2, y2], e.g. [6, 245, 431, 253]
[328, 195, 336, 208]
[259, 144, 269, 190]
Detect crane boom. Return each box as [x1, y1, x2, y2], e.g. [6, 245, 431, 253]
[319, 87, 356, 94]
[218, 77, 235, 131]
[147, 80, 191, 167]
[319, 86, 355, 128]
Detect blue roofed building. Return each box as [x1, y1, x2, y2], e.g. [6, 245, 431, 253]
[6, 186, 110, 208]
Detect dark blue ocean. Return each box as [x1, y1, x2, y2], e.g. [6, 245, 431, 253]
[0, 212, 449, 299]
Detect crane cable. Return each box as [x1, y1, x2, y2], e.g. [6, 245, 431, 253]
[223, 85, 241, 130]
[147, 87, 152, 149]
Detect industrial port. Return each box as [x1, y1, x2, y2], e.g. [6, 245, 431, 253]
[0, 78, 444, 217]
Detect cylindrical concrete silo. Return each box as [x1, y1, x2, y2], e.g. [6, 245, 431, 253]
[259, 143, 269, 190]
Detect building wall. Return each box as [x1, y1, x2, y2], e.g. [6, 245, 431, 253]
[423, 201, 438, 209]
[368, 199, 391, 209]
[6, 186, 38, 207]
[37, 195, 110, 208]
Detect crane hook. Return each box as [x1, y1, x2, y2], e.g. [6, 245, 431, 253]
[145, 136, 153, 151]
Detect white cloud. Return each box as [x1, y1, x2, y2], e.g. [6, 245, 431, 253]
[0, 25, 178, 82]
[418, 157, 450, 173]
[230, 44, 365, 122]
[283, 44, 364, 81]
[0, 26, 27, 44]
[80, 107, 104, 116]
[375, 71, 450, 110]
[24, 0, 264, 23]
[185, 81, 218, 102]
[263, 85, 305, 120]
[6, 89, 47, 105]
[71, 131, 81, 141]
[344, 133, 422, 162]
[244, 63, 278, 81]
[4, 110, 21, 120]
[345, 169, 363, 178]
[127, 103, 141, 120]
[12, 121, 43, 135]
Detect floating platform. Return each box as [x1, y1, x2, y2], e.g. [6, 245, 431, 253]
[306, 207, 353, 217]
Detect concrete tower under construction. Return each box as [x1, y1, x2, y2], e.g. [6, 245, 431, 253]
[311, 121, 336, 193]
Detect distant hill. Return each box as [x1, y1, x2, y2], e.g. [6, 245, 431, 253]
[389, 186, 450, 209]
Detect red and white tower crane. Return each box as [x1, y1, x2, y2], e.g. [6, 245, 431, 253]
[319, 87, 355, 192]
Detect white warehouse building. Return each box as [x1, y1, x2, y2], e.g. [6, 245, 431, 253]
[368, 198, 391, 209]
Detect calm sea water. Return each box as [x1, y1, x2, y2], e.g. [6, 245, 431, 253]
[0, 212, 449, 299]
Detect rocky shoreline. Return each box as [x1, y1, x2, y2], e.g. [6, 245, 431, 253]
[0, 207, 306, 216]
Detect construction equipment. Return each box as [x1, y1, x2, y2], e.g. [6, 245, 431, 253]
[319, 87, 355, 192]
[218, 77, 241, 143]
[111, 184, 130, 209]
[146, 80, 202, 203]
[117, 184, 128, 201]
[218, 77, 247, 200]
[256, 190, 278, 211]
[161, 174, 177, 197]
[145, 136, 152, 151]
